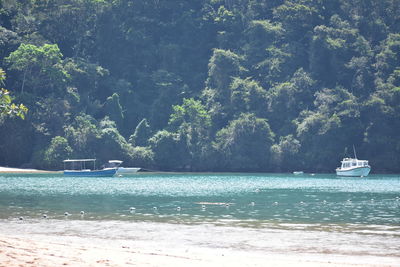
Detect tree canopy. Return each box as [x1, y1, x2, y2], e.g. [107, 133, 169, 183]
[0, 0, 399, 172]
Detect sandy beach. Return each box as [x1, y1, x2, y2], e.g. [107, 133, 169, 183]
[0, 218, 399, 267]
[1, 233, 394, 267]
[0, 166, 57, 173]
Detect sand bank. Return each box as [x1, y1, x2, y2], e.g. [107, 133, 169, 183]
[0, 233, 396, 267]
[0, 166, 58, 173]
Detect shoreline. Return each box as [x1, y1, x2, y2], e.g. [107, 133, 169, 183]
[0, 166, 59, 174]
[1, 166, 399, 175]
[0, 219, 399, 267]
[0, 233, 394, 267]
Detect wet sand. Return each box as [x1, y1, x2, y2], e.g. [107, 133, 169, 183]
[0, 233, 397, 267]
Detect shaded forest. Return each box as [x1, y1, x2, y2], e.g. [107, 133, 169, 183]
[0, 0, 400, 172]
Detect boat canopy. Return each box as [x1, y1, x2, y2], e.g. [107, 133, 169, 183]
[63, 159, 96, 162]
[105, 160, 123, 168]
[63, 159, 97, 171]
[108, 160, 123, 164]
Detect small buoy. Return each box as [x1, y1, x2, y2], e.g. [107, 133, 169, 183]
[42, 214, 47, 219]
[273, 201, 278, 205]
[153, 207, 157, 210]
[118, 175, 123, 177]
[176, 207, 181, 211]
[300, 201, 304, 205]
[19, 217, 23, 221]
[371, 198, 374, 202]
[225, 203, 230, 208]
[80, 211, 85, 215]
[130, 207, 136, 211]
[201, 205, 206, 210]
[64, 212, 69, 216]
[250, 202, 255, 206]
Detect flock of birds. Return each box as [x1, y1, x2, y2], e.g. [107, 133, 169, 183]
[16, 196, 400, 221]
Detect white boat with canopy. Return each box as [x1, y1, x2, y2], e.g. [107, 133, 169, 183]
[335, 147, 371, 177]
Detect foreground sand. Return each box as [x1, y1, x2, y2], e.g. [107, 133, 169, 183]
[0, 234, 396, 267]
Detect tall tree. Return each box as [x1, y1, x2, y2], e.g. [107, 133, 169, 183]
[5, 43, 69, 94]
[213, 113, 275, 171]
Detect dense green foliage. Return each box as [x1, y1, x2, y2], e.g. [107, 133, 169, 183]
[0, 68, 27, 120]
[0, 0, 399, 172]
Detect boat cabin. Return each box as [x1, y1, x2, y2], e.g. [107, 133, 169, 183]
[340, 158, 369, 169]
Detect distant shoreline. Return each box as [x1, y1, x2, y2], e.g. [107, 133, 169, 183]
[0, 166, 397, 175]
[0, 166, 59, 174]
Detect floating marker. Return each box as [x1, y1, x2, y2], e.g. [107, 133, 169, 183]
[273, 201, 278, 205]
[250, 202, 255, 206]
[42, 214, 47, 219]
[153, 207, 157, 211]
[19, 217, 23, 220]
[64, 212, 69, 216]
[300, 201, 304, 205]
[80, 211, 85, 215]
[176, 207, 181, 212]
[201, 205, 206, 211]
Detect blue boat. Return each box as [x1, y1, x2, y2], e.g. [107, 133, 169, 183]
[63, 159, 117, 177]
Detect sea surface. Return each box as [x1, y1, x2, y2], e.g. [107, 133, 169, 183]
[0, 172, 399, 264]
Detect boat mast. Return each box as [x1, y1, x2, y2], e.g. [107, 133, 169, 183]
[353, 145, 357, 159]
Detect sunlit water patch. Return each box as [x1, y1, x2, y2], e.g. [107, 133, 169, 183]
[0, 173, 399, 226]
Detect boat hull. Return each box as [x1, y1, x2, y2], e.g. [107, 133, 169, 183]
[117, 167, 141, 174]
[336, 166, 371, 177]
[64, 168, 117, 177]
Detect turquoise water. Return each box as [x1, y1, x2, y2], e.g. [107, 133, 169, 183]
[0, 172, 399, 225]
[1, 172, 399, 263]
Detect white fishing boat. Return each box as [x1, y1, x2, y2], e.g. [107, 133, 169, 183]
[106, 160, 141, 174]
[336, 147, 371, 177]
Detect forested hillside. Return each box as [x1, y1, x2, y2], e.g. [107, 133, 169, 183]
[1, 0, 399, 172]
